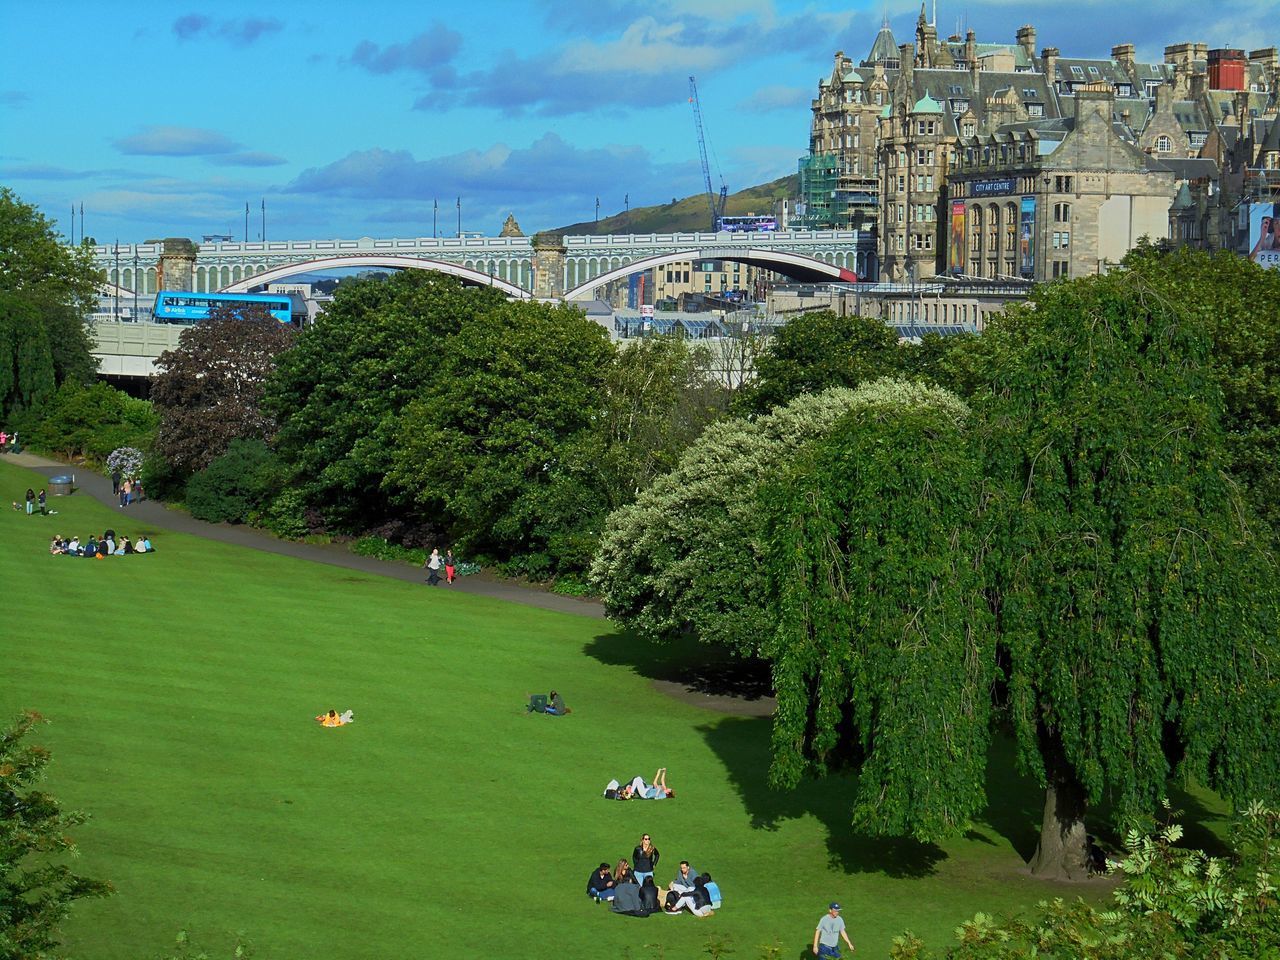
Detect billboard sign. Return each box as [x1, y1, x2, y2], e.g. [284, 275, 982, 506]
[971, 178, 1017, 197]
[949, 201, 966, 274]
[1019, 196, 1036, 278]
[1250, 203, 1280, 270]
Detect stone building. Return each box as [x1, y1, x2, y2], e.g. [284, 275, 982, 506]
[949, 84, 1176, 281]
[805, 6, 1277, 279]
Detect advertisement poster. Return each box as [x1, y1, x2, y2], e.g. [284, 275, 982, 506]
[1019, 196, 1036, 278]
[1250, 203, 1280, 271]
[949, 201, 966, 274]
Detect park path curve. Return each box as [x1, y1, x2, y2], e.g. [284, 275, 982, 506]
[7, 451, 605, 619]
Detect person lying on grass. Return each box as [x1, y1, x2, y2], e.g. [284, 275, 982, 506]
[315, 709, 355, 727]
[622, 768, 674, 800]
[546, 691, 571, 715]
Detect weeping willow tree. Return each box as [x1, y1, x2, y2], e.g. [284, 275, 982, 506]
[979, 273, 1280, 878]
[764, 275, 1280, 881]
[762, 381, 988, 843]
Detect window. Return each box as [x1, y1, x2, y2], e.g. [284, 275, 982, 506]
[1054, 175, 1074, 192]
[916, 174, 934, 191]
[1027, 103, 1044, 118]
[1071, 65, 1085, 78]
[970, 205, 982, 253]
[987, 204, 1000, 252]
[1155, 135, 1172, 153]
[917, 148, 927, 164]
[897, 175, 906, 191]
[1115, 83, 1132, 97]
[911, 232, 933, 250]
[874, 92, 883, 105]
[916, 119, 936, 135]
[896, 234, 905, 251]
[951, 99, 969, 114]
[1054, 202, 1070, 223]
[898, 150, 907, 167]
[1145, 81, 1160, 98]
[1052, 231, 1071, 249]
[1005, 203, 1017, 252]
[1052, 260, 1070, 278]
[896, 204, 905, 223]
[1088, 66, 1100, 76]
[1190, 132, 1207, 148]
[962, 121, 976, 138]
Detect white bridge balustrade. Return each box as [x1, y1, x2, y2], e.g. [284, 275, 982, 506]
[91, 230, 874, 297]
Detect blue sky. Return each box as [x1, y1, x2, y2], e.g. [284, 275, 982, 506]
[1, 0, 1275, 243]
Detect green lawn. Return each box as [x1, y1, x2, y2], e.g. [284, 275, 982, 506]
[0, 459, 1229, 959]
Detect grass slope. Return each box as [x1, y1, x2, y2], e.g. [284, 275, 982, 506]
[547, 175, 799, 237]
[0, 459, 1226, 959]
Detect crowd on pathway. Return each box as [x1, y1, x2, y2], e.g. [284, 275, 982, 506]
[423, 547, 457, 585]
[50, 531, 154, 557]
[110, 470, 143, 507]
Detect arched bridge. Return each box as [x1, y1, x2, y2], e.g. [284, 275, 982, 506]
[220, 255, 530, 298]
[563, 247, 857, 300]
[92, 229, 874, 299]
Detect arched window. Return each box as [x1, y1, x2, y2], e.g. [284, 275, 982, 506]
[1155, 134, 1172, 153]
[970, 204, 982, 255]
[1054, 202, 1071, 223]
[1005, 202, 1018, 253]
[986, 204, 1000, 257]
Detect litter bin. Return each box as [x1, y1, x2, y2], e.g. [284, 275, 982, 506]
[49, 475, 73, 496]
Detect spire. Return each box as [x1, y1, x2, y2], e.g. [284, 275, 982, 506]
[918, 2, 928, 25]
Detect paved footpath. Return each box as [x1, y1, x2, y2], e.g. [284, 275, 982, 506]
[6, 451, 604, 619]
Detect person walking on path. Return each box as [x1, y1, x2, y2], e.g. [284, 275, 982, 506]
[813, 903, 855, 958]
[445, 548, 456, 585]
[111, 468, 121, 496]
[0, 431, 8, 452]
[424, 547, 442, 586]
[25, 488, 34, 515]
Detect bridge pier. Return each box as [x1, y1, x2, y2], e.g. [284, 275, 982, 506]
[531, 234, 567, 299]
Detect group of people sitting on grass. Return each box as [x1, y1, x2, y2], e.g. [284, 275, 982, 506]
[603, 767, 674, 800]
[587, 835, 721, 917]
[50, 531, 153, 557]
[526, 690, 571, 715]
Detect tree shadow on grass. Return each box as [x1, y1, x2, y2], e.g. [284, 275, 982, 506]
[584, 629, 774, 700]
[698, 715, 946, 878]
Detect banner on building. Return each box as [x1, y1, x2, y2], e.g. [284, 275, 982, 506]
[628, 273, 640, 309]
[1249, 203, 1280, 271]
[1019, 196, 1036, 278]
[949, 201, 966, 274]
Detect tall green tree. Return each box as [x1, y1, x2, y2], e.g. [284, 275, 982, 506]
[735, 311, 908, 415]
[264, 271, 508, 529]
[1122, 244, 1280, 538]
[151, 304, 295, 473]
[762, 383, 985, 842]
[592, 384, 919, 654]
[386, 299, 613, 566]
[0, 189, 100, 418]
[981, 274, 1280, 878]
[1, 711, 113, 958]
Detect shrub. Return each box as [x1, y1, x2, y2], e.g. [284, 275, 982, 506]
[106, 446, 144, 479]
[184, 439, 280, 524]
[261, 489, 311, 540]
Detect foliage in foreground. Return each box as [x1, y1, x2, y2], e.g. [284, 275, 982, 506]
[22, 381, 157, 464]
[891, 802, 1280, 960]
[0, 710, 112, 959]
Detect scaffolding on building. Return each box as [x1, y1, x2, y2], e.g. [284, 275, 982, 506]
[796, 154, 879, 230]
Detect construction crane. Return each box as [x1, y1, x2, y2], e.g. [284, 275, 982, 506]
[688, 76, 727, 232]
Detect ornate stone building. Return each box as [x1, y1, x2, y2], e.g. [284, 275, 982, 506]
[805, 6, 1278, 280]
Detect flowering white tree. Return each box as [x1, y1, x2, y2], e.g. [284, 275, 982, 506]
[106, 446, 144, 478]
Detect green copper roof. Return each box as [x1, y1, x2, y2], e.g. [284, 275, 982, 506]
[912, 92, 943, 114]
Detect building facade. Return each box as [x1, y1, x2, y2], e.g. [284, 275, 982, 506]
[805, 6, 1278, 279]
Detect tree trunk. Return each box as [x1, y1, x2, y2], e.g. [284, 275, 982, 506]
[1029, 775, 1091, 880]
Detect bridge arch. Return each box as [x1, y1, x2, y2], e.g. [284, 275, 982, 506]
[219, 255, 531, 298]
[563, 247, 857, 301]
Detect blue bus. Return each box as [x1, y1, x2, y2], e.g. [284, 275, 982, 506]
[152, 291, 292, 324]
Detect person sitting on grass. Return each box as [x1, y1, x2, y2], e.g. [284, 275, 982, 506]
[315, 709, 354, 727]
[670, 860, 698, 895]
[546, 691, 571, 715]
[614, 858, 636, 887]
[84, 535, 98, 558]
[666, 873, 714, 917]
[639, 876, 661, 916]
[586, 862, 616, 902]
[623, 768, 674, 800]
[135, 535, 152, 553]
[95, 537, 109, 558]
[67, 536, 80, 555]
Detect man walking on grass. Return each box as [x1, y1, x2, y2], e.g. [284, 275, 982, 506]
[813, 902, 855, 957]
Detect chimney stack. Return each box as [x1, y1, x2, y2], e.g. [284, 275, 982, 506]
[1016, 25, 1037, 61]
[1041, 46, 1059, 85]
[1208, 48, 1247, 91]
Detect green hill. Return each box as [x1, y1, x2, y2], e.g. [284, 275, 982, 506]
[550, 174, 798, 236]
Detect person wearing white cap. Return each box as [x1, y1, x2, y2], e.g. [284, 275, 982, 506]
[813, 902, 855, 957]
